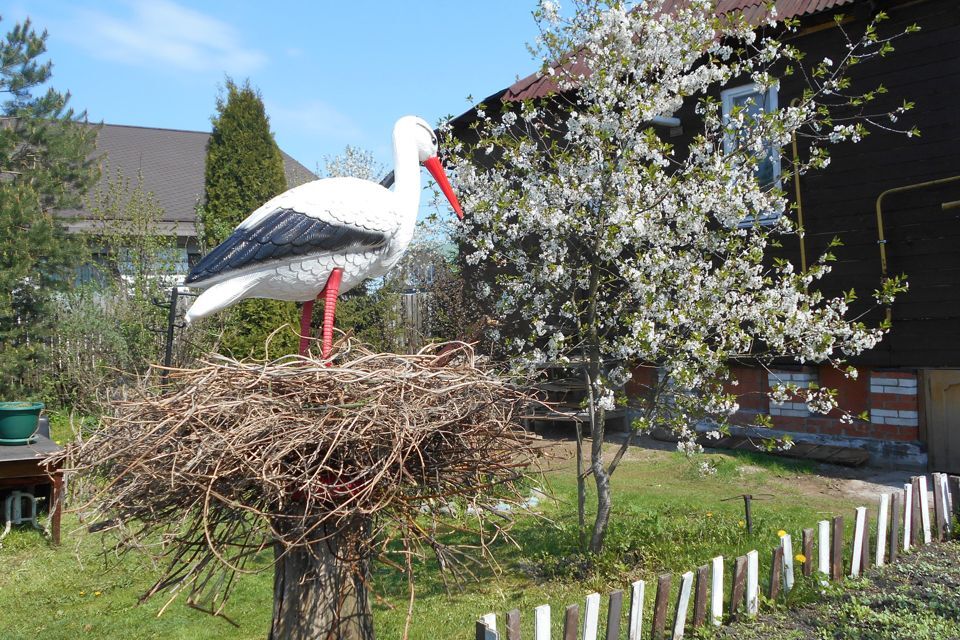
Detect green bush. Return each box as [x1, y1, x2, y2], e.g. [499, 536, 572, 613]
[199, 78, 298, 359]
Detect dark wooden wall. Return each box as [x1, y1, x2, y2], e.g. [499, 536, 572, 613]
[772, 0, 959, 367]
[666, 0, 960, 367]
[451, 0, 959, 368]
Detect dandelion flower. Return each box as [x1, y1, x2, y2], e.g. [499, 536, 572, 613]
[777, 529, 787, 538]
[795, 553, 806, 564]
[738, 520, 746, 528]
[706, 512, 713, 517]
[79, 591, 86, 596]
[94, 591, 102, 597]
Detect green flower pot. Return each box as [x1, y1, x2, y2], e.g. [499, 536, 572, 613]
[0, 401, 44, 445]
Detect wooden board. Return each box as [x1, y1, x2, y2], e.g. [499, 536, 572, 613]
[933, 473, 948, 541]
[563, 605, 579, 640]
[692, 565, 709, 628]
[860, 508, 872, 573]
[672, 572, 693, 640]
[506, 609, 520, 640]
[831, 516, 844, 581]
[801, 528, 814, 577]
[769, 546, 783, 600]
[652, 574, 672, 639]
[606, 590, 623, 640]
[477, 621, 498, 640]
[730, 556, 747, 620]
[890, 491, 902, 564]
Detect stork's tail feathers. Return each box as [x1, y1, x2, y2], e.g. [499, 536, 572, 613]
[184, 275, 262, 324]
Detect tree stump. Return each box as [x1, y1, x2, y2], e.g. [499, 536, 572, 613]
[269, 516, 374, 640]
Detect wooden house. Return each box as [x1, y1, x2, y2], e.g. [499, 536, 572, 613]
[56, 123, 315, 279]
[449, 0, 960, 471]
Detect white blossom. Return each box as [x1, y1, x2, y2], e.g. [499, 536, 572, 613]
[447, 0, 911, 454]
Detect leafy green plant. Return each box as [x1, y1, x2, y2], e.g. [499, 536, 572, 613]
[45, 169, 178, 411]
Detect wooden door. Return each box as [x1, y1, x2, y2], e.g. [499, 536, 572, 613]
[925, 370, 960, 473]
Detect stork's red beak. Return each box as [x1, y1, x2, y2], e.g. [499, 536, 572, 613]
[423, 156, 463, 220]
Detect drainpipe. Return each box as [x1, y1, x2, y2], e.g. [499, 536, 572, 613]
[789, 99, 807, 273]
[875, 174, 960, 324]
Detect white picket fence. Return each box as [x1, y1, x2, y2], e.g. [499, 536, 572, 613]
[475, 472, 958, 640]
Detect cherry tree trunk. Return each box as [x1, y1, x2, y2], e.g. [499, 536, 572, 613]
[589, 407, 611, 554]
[269, 517, 375, 640]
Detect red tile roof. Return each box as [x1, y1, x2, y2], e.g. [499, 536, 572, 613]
[501, 0, 857, 102]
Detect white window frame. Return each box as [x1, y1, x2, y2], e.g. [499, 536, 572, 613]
[721, 82, 782, 225]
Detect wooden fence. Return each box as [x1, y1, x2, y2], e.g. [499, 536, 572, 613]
[475, 472, 960, 640]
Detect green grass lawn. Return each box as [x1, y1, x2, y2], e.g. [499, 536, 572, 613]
[0, 433, 868, 640]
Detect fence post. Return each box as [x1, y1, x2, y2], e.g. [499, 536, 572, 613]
[769, 546, 783, 600]
[710, 556, 723, 627]
[535, 605, 551, 640]
[890, 491, 902, 564]
[606, 590, 623, 640]
[652, 574, 672, 639]
[745, 550, 759, 618]
[851, 506, 866, 577]
[781, 534, 795, 592]
[831, 516, 844, 581]
[939, 474, 953, 537]
[478, 620, 499, 640]
[672, 571, 693, 640]
[506, 609, 521, 640]
[628, 580, 645, 640]
[481, 614, 497, 633]
[583, 592, 600, 640]
[933, 473, 948, 541]
[563, 605, 579, 640]
[918, 475, 932, 544]
[692, 565, 709, 628]
[801, 528, 814, 577]
[817, 520, 830, 576]
[730, 555, 747, 620]
[860, 507, 872, 573]
[876, 493, 890, 566]
[903, 483, 913, 551]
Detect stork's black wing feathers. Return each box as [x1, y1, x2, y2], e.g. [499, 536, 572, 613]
[186, 208, 388, 284]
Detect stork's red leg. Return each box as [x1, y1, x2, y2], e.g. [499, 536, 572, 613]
[299, 299, 315, 356]
[321, 268, 344, 360]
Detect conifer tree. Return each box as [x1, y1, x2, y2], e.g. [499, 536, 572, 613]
[0, 17, 98, 396]
[200, 78, 297, 358]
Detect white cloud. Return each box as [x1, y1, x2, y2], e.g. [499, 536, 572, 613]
[67, 0, 265, 74]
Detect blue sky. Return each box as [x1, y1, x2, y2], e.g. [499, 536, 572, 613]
[6, 1, 543, 172]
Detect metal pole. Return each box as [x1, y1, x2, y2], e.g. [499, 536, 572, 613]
[161, 286, 179, 386]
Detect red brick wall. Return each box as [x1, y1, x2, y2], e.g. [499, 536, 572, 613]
[713, 366, 919, 442]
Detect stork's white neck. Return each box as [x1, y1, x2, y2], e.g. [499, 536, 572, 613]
[392, 124, 423, 217]
[389, 122, 423, 250]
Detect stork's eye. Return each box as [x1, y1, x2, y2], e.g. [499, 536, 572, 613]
[416, 122, 437, 146]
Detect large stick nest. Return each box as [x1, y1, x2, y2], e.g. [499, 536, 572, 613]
[55, 341, 541, 611]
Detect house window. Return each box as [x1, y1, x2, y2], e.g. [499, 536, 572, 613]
[721, 83, 781, 222]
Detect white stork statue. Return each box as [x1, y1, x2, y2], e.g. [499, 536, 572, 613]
[183, 115, 463, 358]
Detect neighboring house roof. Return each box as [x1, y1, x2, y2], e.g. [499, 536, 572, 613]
[482, 0, 858, 105]
[58, 123, 316, 239]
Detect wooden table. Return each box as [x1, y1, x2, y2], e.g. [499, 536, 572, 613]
[0, 435, 63, 544]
